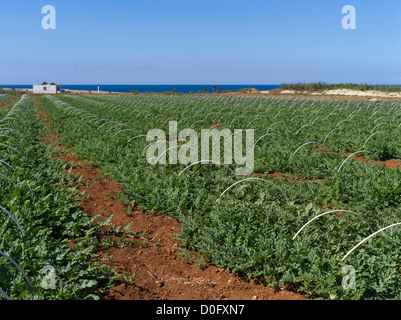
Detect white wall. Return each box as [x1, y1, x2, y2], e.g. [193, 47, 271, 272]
[33, 85, 60, 94]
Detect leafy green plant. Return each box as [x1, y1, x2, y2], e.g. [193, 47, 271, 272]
[0, 95, 110, 300]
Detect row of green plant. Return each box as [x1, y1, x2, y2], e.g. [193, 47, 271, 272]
[0, 95, 125, 300]
[41, 94, 401, 299]
[65, 94, 401, 168]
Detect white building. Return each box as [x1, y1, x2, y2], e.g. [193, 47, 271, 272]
[33, 84, 61, 94]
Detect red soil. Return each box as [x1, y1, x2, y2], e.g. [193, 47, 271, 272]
[349, 155, 401, 169]
[0, 94, 20, 109]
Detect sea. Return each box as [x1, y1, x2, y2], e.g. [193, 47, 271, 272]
[0, 84, 281, 94]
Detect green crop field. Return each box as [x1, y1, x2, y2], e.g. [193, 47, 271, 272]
[0, 95, 131, 300]
[3, 93, 401, 300]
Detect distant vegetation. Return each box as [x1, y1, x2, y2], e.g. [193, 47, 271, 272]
[216, 87, 259, 93]
[0, 86, 17, 95]
[281, 82, 401, 93]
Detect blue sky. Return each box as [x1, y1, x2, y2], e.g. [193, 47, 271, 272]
[1, 0, 400, 85]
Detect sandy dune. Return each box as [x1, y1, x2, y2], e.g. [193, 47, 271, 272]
[322, 89, 401, 98]
[260, 88, 401, 98]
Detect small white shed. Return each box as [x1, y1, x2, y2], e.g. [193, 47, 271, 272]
[33, 84, 61, 94]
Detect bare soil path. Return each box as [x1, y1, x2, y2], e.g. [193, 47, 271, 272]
[1, 94, 20, 110]
[32, 95, 305, 301]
